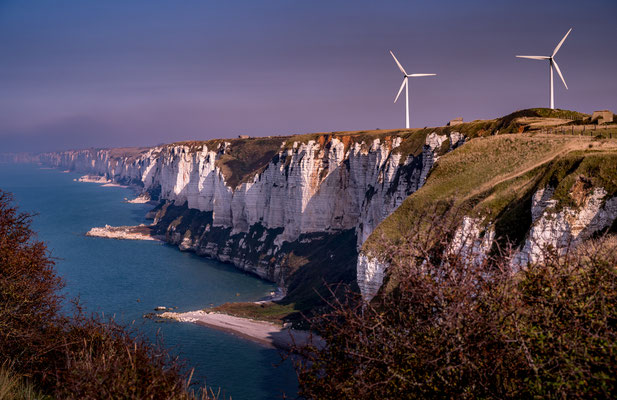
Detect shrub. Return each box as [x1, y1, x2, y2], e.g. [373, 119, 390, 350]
[0, 190, 64, 377]
[292, 212, 617, 399]
[50, 311, 193, 399]
[0, 365, 47, 399]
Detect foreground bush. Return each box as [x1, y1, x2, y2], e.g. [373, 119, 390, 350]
[0, 190, 212, 399]
[293, 212, 617, 399]
[0, 365, 46, 400]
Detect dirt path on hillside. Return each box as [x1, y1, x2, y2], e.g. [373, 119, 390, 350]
[469, 135, 617, 199]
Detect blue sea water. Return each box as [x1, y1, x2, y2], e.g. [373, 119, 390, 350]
[0, 163, 298, 400]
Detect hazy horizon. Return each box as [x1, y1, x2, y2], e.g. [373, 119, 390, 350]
[1, 0, 616, 153]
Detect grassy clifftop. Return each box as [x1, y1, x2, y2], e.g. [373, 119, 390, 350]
[104, 108, 606, 191]
[363, 132, 617, 258]
[164, 108, 595, 189]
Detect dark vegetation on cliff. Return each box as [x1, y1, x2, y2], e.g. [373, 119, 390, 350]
[212, 229, 360, 326]
[293, 210, 617, 399]
[108, 147, 152, 160]
[215, 137, 284, 189]
[0, 191, 216, 399]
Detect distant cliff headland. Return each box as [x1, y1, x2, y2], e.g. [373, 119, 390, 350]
[19, 108, 617, 317]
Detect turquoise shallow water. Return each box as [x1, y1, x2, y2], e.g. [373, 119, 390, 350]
[0, 163, 298, 400]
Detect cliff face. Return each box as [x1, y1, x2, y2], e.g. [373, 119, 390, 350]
[39, 131, 459, 297]
[512, 185, 617, 266]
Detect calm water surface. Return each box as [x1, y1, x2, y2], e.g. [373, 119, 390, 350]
[0, 163, 297, 400]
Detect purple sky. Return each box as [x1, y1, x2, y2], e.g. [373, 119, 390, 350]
[1, 0, 615, 152]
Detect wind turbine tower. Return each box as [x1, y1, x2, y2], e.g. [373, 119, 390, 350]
[389, 51, 436, 129]
[516, 28, 572, 109]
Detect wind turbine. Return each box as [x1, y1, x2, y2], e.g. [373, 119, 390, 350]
[516, 28, 572, 109]
[390, 51, 436, 129]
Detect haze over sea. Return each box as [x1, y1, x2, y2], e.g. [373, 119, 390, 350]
[0, 163, 297, 400]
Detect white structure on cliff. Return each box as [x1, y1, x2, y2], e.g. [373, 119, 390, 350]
[389, 51, 436, 129]
[516, 28, 572, 109]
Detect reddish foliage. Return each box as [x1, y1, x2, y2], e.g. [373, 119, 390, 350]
[0, 190, 216, 399]
[292, 208, 617, 399]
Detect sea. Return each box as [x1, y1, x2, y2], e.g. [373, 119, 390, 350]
[0, 163, 298, 400]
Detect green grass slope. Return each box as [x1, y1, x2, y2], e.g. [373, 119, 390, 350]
[363, 132, 617, 259]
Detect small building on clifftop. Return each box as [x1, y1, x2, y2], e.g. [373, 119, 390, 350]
[447, 117, 463, 126]
[591, 110, 613, 125]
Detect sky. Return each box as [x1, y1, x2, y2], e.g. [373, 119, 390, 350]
[0, 0, 616, 152]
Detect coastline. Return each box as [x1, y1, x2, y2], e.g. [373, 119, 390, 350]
[125, 193, 152, 203]
[70, 168, 316, 351]
[159, 310, 322, 350]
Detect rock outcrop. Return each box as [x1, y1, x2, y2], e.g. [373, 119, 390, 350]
[86, 224, 161, 241]
[513, 186, 617, 266]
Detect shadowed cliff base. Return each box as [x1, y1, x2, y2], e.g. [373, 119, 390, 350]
[151, 202, 359, 324]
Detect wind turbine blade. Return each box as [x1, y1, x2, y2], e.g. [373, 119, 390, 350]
[553, 60, 568, 90]
[408, 73, 436, 77]
[394, 78, 407, 103]
[516, 55, 550, 60]
[552, 28, 572, 57]
[389, 51, 408, 75]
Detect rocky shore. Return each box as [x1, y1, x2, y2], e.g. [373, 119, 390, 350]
[77, 174, 110, 183]
[86, 224, 162, 241]
[126, 194, 152, 203]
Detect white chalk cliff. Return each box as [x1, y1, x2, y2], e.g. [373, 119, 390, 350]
[39, 132, 461, 289]
[38, 131, 617, 304]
